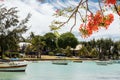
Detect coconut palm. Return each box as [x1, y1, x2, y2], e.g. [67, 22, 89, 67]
[29, 34, 46, 58]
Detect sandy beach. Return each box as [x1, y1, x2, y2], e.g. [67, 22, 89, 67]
[22, 55, 97, 61]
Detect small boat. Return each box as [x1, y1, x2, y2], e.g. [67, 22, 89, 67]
[73, 60, 82, 63]
[52, 60, 68, 65]
[111, 60, 120, 64]
[0, 61, 28, 72]
[96, 61, 108, 65]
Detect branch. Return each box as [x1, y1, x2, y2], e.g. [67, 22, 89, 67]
[85, 0, 93, 16]
[57, 0, 83, 29]
[114, 4, 120, 16]
[70, 13, 77, 32]
[98, 0, 104, 16]
[78, 11, 85, 22]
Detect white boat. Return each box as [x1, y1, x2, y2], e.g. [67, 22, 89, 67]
[52, 60, 68, 65]
[0, 61, 28, 72]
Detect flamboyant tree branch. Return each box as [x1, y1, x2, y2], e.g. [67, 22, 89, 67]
[57, 0, 83, 29]
[114, 4, 120, 16]
[98, 0, 104, 16]
[50, 0, 119, 37]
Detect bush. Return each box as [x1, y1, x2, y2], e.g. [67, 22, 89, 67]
[4, 51, 20, 58]
[48, 52, 54, 56]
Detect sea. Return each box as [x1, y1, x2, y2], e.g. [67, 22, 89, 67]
[0, 61, 120, 80]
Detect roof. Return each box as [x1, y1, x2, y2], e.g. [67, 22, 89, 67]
[71, 44, 82, 50]
[18, 42, 31, 47]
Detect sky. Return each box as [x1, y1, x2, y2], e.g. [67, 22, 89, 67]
[0, 0, 120, 41]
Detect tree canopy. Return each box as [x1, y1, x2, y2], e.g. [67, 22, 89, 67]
[0, 5, 31, 58]
[58, 32, 78, 48]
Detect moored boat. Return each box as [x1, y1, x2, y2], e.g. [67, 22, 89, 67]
[96, 61, 108, 65]
[52, 60, 68, 65]
[73, 60, 82, 63]
[0, 61, 27, 72]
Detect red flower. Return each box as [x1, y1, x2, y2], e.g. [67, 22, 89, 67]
[103, 0, 116, 5]
[79, 11, 114, 38]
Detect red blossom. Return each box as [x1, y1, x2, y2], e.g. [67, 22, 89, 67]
[103, 0, 116, 5]
[79, 11, 114, 38]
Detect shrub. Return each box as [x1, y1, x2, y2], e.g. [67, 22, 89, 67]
[48, 52, 54, 56]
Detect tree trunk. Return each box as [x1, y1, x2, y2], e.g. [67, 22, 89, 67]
[0, 50, 4, 59]
[0, 46, 4, 59]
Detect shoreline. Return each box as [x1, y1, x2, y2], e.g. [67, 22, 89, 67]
[0, 55, 98, 62]
[22, 55, 98, 61]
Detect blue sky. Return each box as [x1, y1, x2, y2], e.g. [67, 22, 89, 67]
[90, 0, 98, 2]
[1, 0, 120, 41]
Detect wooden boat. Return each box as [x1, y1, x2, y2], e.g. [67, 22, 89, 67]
[96, 61, 108, 65]
[73, 60, 82, 63]
[0, 61, 27, 72]
[52, 60, 68, 65]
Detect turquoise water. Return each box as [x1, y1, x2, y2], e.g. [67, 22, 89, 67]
[0, 61, 120, 80]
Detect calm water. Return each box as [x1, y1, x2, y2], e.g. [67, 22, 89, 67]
[0, 61, 120, 80]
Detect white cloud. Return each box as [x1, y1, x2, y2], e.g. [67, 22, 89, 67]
[0, 0, 55, 37]
[1, 0, 120, 41]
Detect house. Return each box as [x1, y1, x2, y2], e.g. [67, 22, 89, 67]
[71, 44, 83, 56]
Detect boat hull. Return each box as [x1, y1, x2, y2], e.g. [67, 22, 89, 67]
[73, 60, 82, 63]
[52, 60, 68, 65]
[96, 61, 108, 65]
[52, 62, 68, 65]
[0, 69, 25, 72]
[0, 63, 27, 72]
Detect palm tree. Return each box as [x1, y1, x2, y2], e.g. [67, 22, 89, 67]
[30, 34, 46, 58]
[78, 46, 89, 58]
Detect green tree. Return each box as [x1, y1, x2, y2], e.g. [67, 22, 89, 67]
[64, 46, 72, 57]
[24, 44, 32, 56]
[0, 6, 31, 59]
[44, 32, 56, 51]
[58, 32, 78, 49]
[30, 35, 45, 58]
[96, 38, 113, 60]
[90, 48, 99, 58]
[112, 42, 119, 59]
[78, 46, 89, 58]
